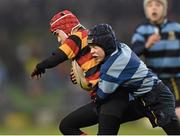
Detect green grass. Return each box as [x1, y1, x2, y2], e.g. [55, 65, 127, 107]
[0, 118, 166, 135]
[82, 118, 166, 135]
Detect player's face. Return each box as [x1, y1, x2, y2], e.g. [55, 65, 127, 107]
[145, 0, 164, 24]
[53, 29, 68, 44]
[89, 44, 105, 63]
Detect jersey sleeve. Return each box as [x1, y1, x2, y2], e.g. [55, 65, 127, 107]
[59, 31, 86, 59]
[131, 26, 146, 56]
[96, 77, 119, 99]
[36, 49, 68, 70]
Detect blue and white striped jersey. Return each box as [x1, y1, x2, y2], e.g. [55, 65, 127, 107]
[96, 43, 159, 99]
[131, 19, 180, 78]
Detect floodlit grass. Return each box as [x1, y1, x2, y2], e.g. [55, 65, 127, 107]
[82, 118, 166, 135]
[0, 126, 58, 135]
[2, 88, 165, 135]
[0, 118, 166, 135]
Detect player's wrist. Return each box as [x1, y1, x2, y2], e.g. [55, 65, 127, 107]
[36, 63, 46, 73]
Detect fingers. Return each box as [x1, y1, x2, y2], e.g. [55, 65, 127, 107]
[31, 74, 42, 80]
[71, 75, 77, 84]
[70, 70, 77, 84]
[151, 34, 161, 42]
[36, 73, 41, 80]
[146, 34, 161, 48]
[31, 72, 36, 79]
[70, 73, 75, 79]
[72, 79, 77, 84]
[31, 69, 43, 80]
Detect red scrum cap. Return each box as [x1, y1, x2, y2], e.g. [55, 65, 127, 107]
[50, 10, 80, 35]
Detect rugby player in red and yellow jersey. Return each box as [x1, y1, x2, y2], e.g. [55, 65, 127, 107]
[31, 10, 100, 92]
[31, 10, 101, 135]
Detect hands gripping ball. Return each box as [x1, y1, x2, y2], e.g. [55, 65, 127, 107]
[71, 60, 92, 90]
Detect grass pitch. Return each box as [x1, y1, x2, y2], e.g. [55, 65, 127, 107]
[0, 118, 165, 135]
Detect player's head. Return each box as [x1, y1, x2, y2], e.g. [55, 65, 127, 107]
[143, 0, 167, 24]
[50, 10, 81, 36]
[88, 24, 116, 58]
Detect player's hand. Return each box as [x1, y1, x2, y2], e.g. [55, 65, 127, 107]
[70, 68, 77, 84]
[145, 34, 161, 48]
[31, 65, 45, 80]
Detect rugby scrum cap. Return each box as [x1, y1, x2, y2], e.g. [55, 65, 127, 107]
[88, 24, 116, 56]
[144, 0, 168, 17]
[50, 10, 80, 35]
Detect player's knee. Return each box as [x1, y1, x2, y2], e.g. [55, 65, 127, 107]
[59, 121, 65, 134]
[59, 118, 83, 135]
[59, 119, 70, 134]
[162, 117, 180, 135]
[157, 111, 177, 127]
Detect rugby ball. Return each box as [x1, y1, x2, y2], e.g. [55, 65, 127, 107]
[71, 60, 92, 90]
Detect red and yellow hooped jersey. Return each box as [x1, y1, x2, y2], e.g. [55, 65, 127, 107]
[59, 29, 100, 91]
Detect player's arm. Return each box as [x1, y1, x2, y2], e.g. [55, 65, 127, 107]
[96, 79, 118, 99]
[131, 32, 146, 56]
[131, 41, 145, 56]
[131, 25, 148, 56]
[92, 72, 118, 105]
[39, 49, 68, 68]
[31, 49, 68, 79]
[59, 35, 82, 59]
[31, 34, 81, 79]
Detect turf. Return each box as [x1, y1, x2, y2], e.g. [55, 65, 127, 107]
[0, 118, 166, 135]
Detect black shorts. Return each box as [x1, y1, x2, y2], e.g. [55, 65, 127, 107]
[61, 82, 177, 132]
[99, 88, 129, 118]
[161, 77, 180, 107]
[120, 82, 177, 128]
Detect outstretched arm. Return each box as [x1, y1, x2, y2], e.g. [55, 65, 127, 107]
[31, 49, 68, 79]
[31, 33, 83, 79]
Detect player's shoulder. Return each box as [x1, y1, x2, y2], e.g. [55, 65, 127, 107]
[71, 29, 88, 39]
[165, 20, 180, 30]
[166, 20, 180, 25]
[133, 20, 152, 34]
[66, 29, 87, 44]
[137, 22, 152, 32]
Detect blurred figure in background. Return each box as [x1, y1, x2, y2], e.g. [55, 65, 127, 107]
[0, 59, 8, 122]
[131, 0, 180, 119]
[0, 59, 7, 92]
